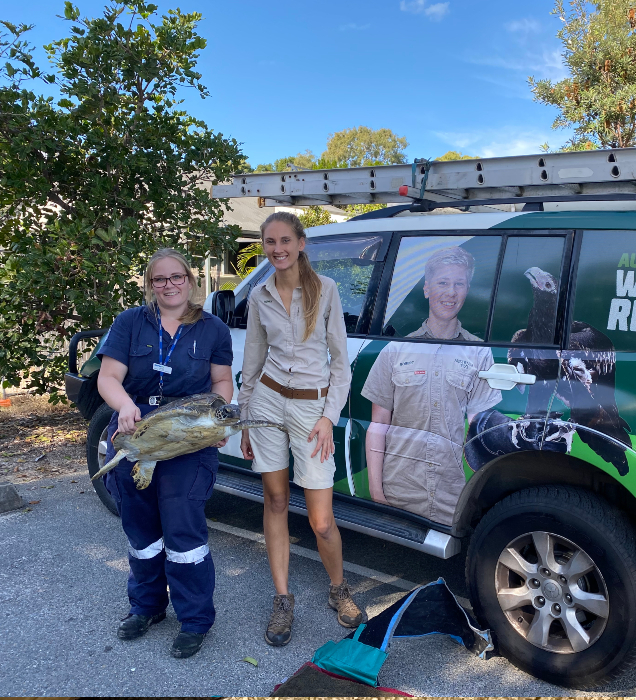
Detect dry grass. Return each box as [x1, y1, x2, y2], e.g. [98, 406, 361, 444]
[0, 393, 87, 485]
[0, 392, 75, 417]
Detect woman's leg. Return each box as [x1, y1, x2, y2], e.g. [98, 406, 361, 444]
[304, 487, 343, 585]
[261, 469, 291, 594]
[305, 487, 367, 628]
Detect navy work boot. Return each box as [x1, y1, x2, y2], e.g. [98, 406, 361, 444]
[170, 629, 206, 658]
[117, 612, 166, 640]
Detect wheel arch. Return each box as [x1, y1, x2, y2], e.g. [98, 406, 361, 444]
[453, 450, 636, 537]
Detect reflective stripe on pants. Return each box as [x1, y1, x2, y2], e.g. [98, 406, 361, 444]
[165, 543, 210, 564]
[129, 537, 164, 559]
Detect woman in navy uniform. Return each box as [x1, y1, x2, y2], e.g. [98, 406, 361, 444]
[97, 248, 233, 658]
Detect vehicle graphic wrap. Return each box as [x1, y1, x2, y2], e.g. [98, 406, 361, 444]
[220, 223, 636, 527]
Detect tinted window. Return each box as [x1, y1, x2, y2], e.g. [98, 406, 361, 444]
[382, 235, 501, 340]
[571, 230, 636, 352]
[307, 235, 385, 334]
[490, 236, 566, 345]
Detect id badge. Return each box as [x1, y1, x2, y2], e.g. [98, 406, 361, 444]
[153, 363, 173, 374]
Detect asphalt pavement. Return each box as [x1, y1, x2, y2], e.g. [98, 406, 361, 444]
[2, 472, 635, 697]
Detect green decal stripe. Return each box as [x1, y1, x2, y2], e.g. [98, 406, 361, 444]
[490, 211, 636, 230]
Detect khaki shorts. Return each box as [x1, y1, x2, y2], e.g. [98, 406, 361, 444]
[247, 381, 336, 490]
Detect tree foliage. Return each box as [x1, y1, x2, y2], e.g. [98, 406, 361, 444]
[322, 126, 408, 167]
[246, 126, 409, 173]
[530, 0, 636, 148]
[298, 206, 335, 228]
[0, 1, 244, 397]
[436, 150, 479, 161]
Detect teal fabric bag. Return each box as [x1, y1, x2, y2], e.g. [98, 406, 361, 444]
[311, 624, 388, 687]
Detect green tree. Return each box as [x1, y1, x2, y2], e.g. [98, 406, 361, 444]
[529, 0, 636, 148]
[436, 150, 479, 161]
[298, 206, 334, 228]
[0, 1, 243, 398]
[322, 126, 408, 167]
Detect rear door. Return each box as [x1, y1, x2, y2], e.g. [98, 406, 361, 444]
[349, 229, 571, 527]
[557, 230, 636, 482]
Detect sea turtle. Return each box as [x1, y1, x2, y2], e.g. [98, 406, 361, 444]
[91, 392, 287, 489]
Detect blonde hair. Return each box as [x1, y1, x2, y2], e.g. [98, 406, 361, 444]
[260, 212, 322, 341]
[425, 246, 475, 284]
[144, 248, 202, 325]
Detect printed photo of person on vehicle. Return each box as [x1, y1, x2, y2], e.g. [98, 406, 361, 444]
[361, 246, 501, 526]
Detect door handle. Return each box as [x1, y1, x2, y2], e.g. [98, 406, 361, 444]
[478, 363, 536, 390]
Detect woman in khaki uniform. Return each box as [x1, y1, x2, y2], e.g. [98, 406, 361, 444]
[239, 212, 366, 647]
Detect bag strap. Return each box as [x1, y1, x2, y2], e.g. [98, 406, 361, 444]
[352, 623, 366, 642]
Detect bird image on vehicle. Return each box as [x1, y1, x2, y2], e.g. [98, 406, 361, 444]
[559, 321, 632, 475]
[507, 266, 561, 418]
[492, 267, 632, 475]
[91, 392, 288, 488]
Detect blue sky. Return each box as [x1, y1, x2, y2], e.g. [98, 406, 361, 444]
[1, 0, 572, 165]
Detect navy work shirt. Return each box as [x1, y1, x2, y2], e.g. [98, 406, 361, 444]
[98, 305, 233, 398]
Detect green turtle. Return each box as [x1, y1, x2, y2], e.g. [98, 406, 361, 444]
[91, 392, 286, 489]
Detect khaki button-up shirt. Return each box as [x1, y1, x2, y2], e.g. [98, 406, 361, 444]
[361, 323, 501, 525]
[238, 274, 351, 426]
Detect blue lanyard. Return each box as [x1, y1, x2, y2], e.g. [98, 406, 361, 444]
[156, 308, 183, 395]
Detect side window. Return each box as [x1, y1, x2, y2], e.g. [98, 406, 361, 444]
[306, 235, 386, 334]
[382, 235, 501, 340]
[571, 230, 636, 352]
[490, 236, 566, 345]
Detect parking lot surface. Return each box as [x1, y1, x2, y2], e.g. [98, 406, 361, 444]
[2, 472, 635, 697]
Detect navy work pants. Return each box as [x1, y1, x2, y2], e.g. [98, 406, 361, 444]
[105, 412, 218, 634]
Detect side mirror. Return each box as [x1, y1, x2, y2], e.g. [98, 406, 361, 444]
[206, 290, 235, 326]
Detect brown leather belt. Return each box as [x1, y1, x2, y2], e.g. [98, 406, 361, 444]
[260, 373, 328, 400]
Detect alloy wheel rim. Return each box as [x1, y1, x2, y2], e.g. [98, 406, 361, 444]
[97, 427, 108, 469]
[495, 530, 609, 654]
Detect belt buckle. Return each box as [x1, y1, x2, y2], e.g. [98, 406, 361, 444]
[149, 396, 160, 406]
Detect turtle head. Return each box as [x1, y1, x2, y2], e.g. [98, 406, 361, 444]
[215, 403, 241, 423]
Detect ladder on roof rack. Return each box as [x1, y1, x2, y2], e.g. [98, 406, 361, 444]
[210, 148, 636, 210]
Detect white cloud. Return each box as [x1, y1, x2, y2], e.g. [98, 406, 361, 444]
[469, 48, 568, 83]
[434, 127, 560, 158]
[506, 18, 541, 33]
[339, 22, 371, 31]
[424, 2, 450, 20]
[400, 0, 450, 20]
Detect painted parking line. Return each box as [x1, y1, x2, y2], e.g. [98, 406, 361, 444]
[207, 518, 471, 609]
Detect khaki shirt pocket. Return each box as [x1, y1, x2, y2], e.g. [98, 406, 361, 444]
[391, 368, 429, 387]
[445, 370, 474, 392]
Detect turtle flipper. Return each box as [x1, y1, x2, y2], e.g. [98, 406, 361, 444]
[131, 460, 157, 489]
[235, 420, 288, 433]
[91, 449, 129, 481]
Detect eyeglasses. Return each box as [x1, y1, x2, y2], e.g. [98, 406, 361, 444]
[151, 274, 187, 288]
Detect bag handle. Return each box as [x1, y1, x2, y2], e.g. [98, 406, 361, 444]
[352, 623, 366, 642]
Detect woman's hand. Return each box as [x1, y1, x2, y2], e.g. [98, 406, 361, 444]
[213, 437, 229, 448]
[240, 430, 254, 460]
[369, 483, 390, 505]
[117, 399, 142, 435]
[308, 416, 334, 463]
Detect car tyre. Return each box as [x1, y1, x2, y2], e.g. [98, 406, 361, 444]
[86, 402, 118, 516]
[466, 485, 636, 689]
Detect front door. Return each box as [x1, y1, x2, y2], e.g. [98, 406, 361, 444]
[349, 231, 570, 527]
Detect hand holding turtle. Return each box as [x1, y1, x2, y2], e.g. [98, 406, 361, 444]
[118, 399, 142, 435]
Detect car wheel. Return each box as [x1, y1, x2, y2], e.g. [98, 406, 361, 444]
[86, 402, 118, 516]
[466, 485, 636, 688]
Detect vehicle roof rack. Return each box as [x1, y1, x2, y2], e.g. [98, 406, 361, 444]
[210, 148, 636, 213]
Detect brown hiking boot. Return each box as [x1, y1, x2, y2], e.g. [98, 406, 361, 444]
[328, 578, 368, 628]
[265, 593, 295, 646]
